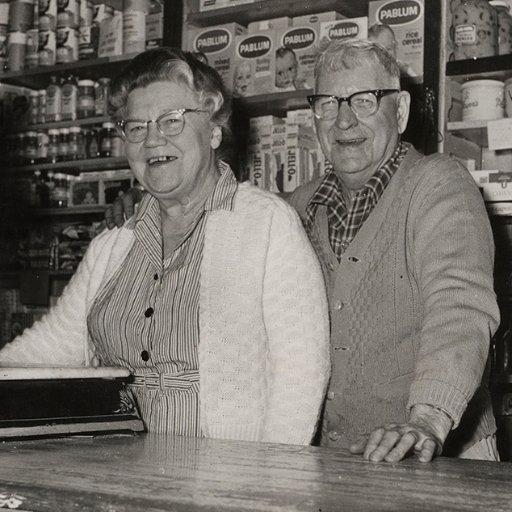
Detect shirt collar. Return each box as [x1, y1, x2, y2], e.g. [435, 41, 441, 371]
[129, 160, 238, 231]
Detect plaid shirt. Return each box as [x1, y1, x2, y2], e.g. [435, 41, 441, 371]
[305, 142, 408, 261]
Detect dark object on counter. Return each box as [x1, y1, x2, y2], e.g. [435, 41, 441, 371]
[0, 366, 144, 439]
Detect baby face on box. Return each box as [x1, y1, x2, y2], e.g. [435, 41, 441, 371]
[233, 31, 276, 97]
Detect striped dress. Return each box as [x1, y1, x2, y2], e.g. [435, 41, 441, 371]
[87, 166, 237, 436]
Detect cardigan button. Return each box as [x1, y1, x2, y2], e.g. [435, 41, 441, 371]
[326, 390, 335, 400]
[144, 307, 154, 318]
[141, 350, 150, 362]
[328, 430, 341, 442]
[334, 301, 344, 311]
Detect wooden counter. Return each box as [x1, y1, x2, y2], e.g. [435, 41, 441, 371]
[0, 433, 511, 511]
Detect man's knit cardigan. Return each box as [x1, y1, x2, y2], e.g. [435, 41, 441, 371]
[289, 146, 500, 455]
[0, 183, 330, 446]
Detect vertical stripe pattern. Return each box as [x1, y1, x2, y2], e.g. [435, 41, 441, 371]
[87, 163, 237, 436]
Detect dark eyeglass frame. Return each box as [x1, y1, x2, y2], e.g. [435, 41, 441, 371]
[307, 89, 400, 120]
[115, 108, 209, 143]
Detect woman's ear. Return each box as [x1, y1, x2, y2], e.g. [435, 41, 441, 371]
[210, 126, 222, 149]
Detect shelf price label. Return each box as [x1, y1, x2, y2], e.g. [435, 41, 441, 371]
[487, 118, 512, 151]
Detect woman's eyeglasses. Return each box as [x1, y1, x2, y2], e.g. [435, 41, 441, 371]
[116, 108, 209, 143]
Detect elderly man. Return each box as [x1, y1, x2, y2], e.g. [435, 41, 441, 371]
[288, 38, 499, 463]
[105, 40, 499, 463]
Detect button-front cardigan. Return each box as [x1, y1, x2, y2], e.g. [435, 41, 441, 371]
[0, 180, 330, 446]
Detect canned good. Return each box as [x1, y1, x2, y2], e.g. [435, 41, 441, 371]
[36, 130, 48, 161]
[39, 0, 57, 31]
[28, 89, 39, 124]
[61, 74, 78, 120]
[56, 26, 77, 63]
[79, 0, 93, 27]
[46, 75, 62, 122]
[51, 172, 69, 207]
[47, 128, 59, 162]
[0, 1, 9, 26]
[68, 125, 82, 159]
[25, 130, 38, 164]
[8, 0, 34, 33]
[57, 0, 79, 28]
[25, 27, 39, 68]
[7, 31, 26, 71]
[37, 89, 46, 123]
[58, 127, 70, 160]
[38, 28, 56, 66]
[94, 77, 110, 116]
[489, 0, 512, 55]
[77, 78, 95, 118]
[100, 121, 115, 157]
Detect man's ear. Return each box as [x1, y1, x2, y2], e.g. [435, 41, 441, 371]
[396, 90, 411, 135]
[210, 126, 222, 149]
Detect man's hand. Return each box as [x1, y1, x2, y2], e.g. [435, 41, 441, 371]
[104, 187, 144, 229]
[349, 404, 453, 463]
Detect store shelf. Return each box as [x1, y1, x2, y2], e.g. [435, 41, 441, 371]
[0, 53, 139, 89]
[15, 116, 113, 133]
[446, 119, 491, 146]
[234, 89, 312, 116]
[32, 205, 105, 216]
[187, 0, 367, 27]
[446, 54, 512, 81]
[5, 156, 129, 174]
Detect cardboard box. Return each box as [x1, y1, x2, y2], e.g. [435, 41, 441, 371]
[71, 174, 101, 206]
[98, 10, 123, 57]
[186, 23, 246, 93]
[280, 12, 344, 91]
[199, 0, 227, 11]
[319, 17, 368, 44]
[248, 17, 291, 33]
[233, 29, 276, 97]
[368, 0, 424, 80]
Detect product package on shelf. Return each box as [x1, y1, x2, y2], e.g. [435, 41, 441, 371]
[319, 17, 368, 45]
[0, 289, 22, 348]
[70, 169, 134, 206]
[185, 23, 246, 93]
[247, 17, 291, 34]
[368, 0, 424, 80]
[232, 28, 277, 97]
[280, 11, 344, 91]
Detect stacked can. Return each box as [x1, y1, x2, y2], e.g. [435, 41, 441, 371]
[56, 0, 79, 64]
[38, 0, 57, 66]
[7, 0, 35, 72]
[0, 0, 8, 72]
[78, 0, 94, 60]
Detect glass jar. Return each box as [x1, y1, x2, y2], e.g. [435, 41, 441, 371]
[61, 74, 78, 121]
[58, 127, 70, 161]
[94, 77, 110, 116]
[51, 172, 68, 207]
[68, 125, 82, 160]
[37, 89, 47, 124]
[77, 79, 95, 118]
[489, 0, 512, 54]
[36, 131, 49, 162]
[47, 128, 59, 163]
[46, 75, 62, 122]
[452, 0, 498, 59]
[100, 121, 114, 157]
[28, 90, 39, 125]
[25, 130, 38, 165]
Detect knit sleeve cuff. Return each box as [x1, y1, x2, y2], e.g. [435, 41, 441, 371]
[407, 379, 469, 428]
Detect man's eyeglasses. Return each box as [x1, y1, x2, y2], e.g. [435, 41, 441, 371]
[116, 108, 209, 143]
[307, 89, 399, 120]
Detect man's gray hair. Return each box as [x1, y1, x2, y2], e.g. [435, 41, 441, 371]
[314, 38, 400, 88]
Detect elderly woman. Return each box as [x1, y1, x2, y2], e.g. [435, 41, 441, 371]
[0, 48, 330, 445]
